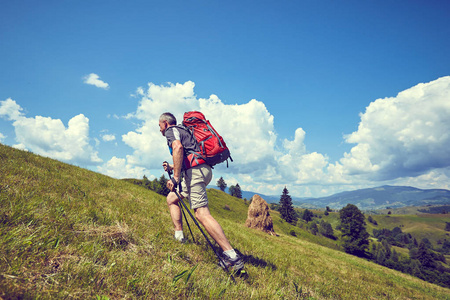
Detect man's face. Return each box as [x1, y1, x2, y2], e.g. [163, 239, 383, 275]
[159, 120, 168, 136]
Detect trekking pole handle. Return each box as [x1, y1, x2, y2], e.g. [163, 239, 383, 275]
[163, 161, 173, 176]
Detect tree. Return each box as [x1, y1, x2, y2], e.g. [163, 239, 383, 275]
[421, 237, 433, 249]
[234, 183, 242, 199]
[391, 248, 399, 263]
[368, 215, 378, 225]
[217, 176, 227, 192]
[376, 247, 387, 265]
[445, 222, 450, 232]
[302, 209, 313, 223]
[382, 239, 391, 259]
[279, 187, 297, 224]
[158, 175, 170, 196]
[309, 222, 318, 235]
[319, 220, 335, 239]
[441, 239, 450, 254]
[417, 242, 436, 268]
[229, 183, 242, 198]
[410, 259, 422, 278]
[339, 204, 370, 257]
[229, 185, 236, 197]
[142, 175, 150, 189]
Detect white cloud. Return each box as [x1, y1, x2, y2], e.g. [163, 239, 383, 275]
[122, 82, 278, 173]
[278, 128, 326, 183]
[122, 81, 200, 169]
[0, 132, 5, 142]
[97, 156, 149, 179]
[4, 76, 442, 198]
[204, 98, 278, 172]
[0, 98, 102, 166]
[102, 134, 116, 142]
[0, 98, 24, 120]
[107, 114, 121, 119]
[283, 128, 306, 156]
[118, 78, 450, 197]
[341, 76, 450, 180]
[119, 81, 357, 197]
[83, 73, 110, 90]
[391, 168, 450, 191]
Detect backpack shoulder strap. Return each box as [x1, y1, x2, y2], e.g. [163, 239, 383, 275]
[175, 124, 194, 132]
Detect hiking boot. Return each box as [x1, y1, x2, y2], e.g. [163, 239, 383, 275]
[219, 253, 244, 272]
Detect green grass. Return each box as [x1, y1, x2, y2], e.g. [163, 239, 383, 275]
[1, 143, 450, 299]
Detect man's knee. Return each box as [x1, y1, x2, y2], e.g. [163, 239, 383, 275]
[194, 206, 210, 223]
[194, 210, 203, 223]
[166, 192, 179, 206]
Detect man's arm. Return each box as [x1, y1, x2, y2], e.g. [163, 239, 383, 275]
[167, 139, 183, 191]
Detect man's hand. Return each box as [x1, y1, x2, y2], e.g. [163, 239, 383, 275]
[163, 161, 180, 191]
[162, 161, 173, 174]
[167, 177, 179, 192]
[166, 140, 183, 192]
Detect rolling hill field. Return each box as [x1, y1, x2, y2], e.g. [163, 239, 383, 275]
[1, 143, 449, 299]
[365, 213, 450, 249]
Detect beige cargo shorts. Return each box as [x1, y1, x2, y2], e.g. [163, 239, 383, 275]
[180, 164, 212, 209]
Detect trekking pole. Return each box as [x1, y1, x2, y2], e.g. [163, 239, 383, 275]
[163, 164, 236, 283]
[179, 203, 195, 243]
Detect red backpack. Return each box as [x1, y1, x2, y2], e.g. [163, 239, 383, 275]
[182, 111, 232, 168]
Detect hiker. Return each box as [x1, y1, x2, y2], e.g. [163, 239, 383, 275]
[159, 112, 244, 271]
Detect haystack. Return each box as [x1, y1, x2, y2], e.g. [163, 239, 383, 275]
[245, 194, 276, 235]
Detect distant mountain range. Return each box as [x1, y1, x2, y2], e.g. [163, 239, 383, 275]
[297, 185, 450, 210]
[215, 185, 450, 210]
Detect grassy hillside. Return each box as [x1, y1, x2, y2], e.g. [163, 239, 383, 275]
[365, 213, 450, 248]
[1, 143, 449, 299]
[376, 205, 450, 215]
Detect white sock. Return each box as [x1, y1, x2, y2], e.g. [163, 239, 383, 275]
[224, 249, 237, 259]
[174, 231, 184, 241]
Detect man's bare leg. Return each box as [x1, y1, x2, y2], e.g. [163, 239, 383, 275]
[194, 206, 232, 251]
[167, 192, 182, 232]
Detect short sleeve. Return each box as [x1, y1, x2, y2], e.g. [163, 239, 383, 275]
[165, 127, 181, 147]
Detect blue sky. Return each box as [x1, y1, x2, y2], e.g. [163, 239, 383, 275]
[1, 1, 449, 197]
